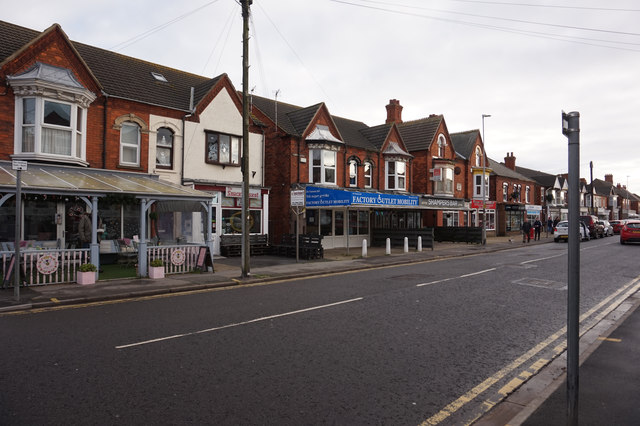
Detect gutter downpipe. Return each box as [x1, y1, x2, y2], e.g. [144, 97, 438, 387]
[101, 91, 109, 168]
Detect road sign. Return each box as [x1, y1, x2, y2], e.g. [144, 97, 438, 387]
[12, 160, 27, 171]
[291, 189, 305, 207]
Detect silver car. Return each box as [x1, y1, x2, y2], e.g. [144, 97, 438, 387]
[598, 220, 614, 237]
[554, 220, 590, 242]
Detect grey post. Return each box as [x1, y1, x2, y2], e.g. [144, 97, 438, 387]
[563, 110, 580, 426]
[14, 168, 22, 301]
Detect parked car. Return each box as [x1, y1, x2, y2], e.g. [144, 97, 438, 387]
[554, 220, 590, 242]
[598, 220, 614, 237]
[580, 215, 604, 239]
[620, 220, 640, 244]
[611, 220, 626, 234]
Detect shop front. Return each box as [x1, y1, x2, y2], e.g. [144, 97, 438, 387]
[194, 185, 270, 255]
[303, 186, 422, 250]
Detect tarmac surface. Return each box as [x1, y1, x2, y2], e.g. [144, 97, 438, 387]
[2, 234, 639, 425]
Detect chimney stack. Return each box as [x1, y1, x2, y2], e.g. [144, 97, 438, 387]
[385, 99, 403, 124]
[504, 152, 516, 171]
[605, 174, 613, 183]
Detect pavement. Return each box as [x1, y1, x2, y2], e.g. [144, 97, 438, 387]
[1, 233, 639, 425]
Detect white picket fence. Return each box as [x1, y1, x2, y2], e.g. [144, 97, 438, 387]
[146, 244, 203, 275]
[1, 249, 90, 287]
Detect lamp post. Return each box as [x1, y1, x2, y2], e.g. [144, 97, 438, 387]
[481, 114, 491, 245]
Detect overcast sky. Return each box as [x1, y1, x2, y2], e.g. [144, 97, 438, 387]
[5, 0, 640, 194]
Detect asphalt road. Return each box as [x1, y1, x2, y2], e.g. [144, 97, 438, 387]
[1, 237, 638, 425]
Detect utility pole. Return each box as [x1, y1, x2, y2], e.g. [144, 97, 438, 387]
[241, 0, 252, 278]
[562, 110, 580, 426]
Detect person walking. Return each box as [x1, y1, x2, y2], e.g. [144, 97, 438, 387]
[521, 219, 532, 243]
[533, 217, 542, 241]
[547, 217, 553, 237]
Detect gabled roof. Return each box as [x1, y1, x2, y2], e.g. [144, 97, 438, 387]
[589, 178, 614, 197]
[332, 116, 376, 151]
[360, 124, 392, 151]
[288, 103, 323, 135]
[450, 130, 479, 160]
[0, 20, 222, 112]
[515, 165, 558, 188]
[250, 94, 304, 135]
[489, 158, 535, 181]
[397, 115, 442, 151]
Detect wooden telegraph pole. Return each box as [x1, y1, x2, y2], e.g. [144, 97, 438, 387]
[241, 0, 252, 278]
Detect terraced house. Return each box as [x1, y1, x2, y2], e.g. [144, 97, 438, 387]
[0, 20, 268, 282]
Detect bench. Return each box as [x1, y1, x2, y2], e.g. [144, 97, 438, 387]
[220, 234, 270, 257]
[272, 234, 323, 260]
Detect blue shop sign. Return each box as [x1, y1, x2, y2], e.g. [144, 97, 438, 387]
[305, 187, 419, 207]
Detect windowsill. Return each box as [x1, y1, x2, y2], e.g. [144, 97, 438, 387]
[118, 164, 144, 171]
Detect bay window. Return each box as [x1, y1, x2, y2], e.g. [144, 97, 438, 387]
[310, 149, 336, 185]
[386, 160, 406, 190]
[433, 166, 454, 195]
[8, 62, 95, 165]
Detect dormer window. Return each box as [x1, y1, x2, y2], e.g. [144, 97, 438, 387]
[151, 72, 168, 82]
[8, 63, 95, 166]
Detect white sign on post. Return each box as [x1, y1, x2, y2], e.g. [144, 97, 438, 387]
[12, 160, 27, 171]
[290, 190, 305, 207]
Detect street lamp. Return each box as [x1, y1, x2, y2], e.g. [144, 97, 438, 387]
[481, 114, 491, 245]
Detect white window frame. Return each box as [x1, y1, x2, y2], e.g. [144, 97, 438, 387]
[14, 96, 87, 163]
[386, 160, 406, 190]
[437, 134, 446, 157]
[434, 166, 454, 195]
[348, 159, 357, 187]
[474, 174, 483, 197]
[475, 146, 482, 167]
[363, 162, 372, 188]
[503, 183, 509, 202]
[525, 186, 530, 203]
[310, 149, 337, 185]
[120, 122, 141, 166]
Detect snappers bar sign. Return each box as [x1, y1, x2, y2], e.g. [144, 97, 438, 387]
[225, 187, 261, 199]
[305, 187, 418, 207]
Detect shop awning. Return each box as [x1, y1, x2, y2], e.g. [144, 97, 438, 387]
[0, 162, 212, 201]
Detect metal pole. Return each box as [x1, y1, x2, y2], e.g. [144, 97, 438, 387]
[14, 169, 22, 301]
[481, 114, 491, 245]
[240, 0, 252, 278]
[564, 111, 580, 426]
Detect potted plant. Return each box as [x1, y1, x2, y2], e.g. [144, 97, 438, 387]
[77, 263, 97, 285]
[149, 258, 165, 279]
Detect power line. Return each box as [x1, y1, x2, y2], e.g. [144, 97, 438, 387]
[329, 0, 640, 52]
[110, 1, 221, 52]
[201, 3, 238, 76]
[441, 0, 640, 13]
[331, 0, 640, 38]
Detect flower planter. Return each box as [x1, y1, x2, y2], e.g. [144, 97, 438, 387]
[77, 271, 96, 285]
[149, 266, 165, 279]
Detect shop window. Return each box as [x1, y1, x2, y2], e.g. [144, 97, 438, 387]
[206, 131, 241, 166]
[221, 209, 261, 234]
[348, 210, 369, 235]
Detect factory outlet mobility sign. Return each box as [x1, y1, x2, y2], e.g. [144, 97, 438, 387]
[305, 187, 419, 207]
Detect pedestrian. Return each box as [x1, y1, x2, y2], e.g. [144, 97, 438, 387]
[78, 211, 92, 248]
[553, 217, 560, 228]
[521, 220, 532, 243]
[547, 217, 553, 236]
[533, 217, 542, 241]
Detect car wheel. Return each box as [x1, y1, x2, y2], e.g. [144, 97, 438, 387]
[554, 238, 559, 242]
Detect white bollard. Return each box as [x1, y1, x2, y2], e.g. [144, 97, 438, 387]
[362, 239, 368, 258]
[386, 238, 391, 255]
[404, 237, 409, 253]
[417, 236, 422, 252]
